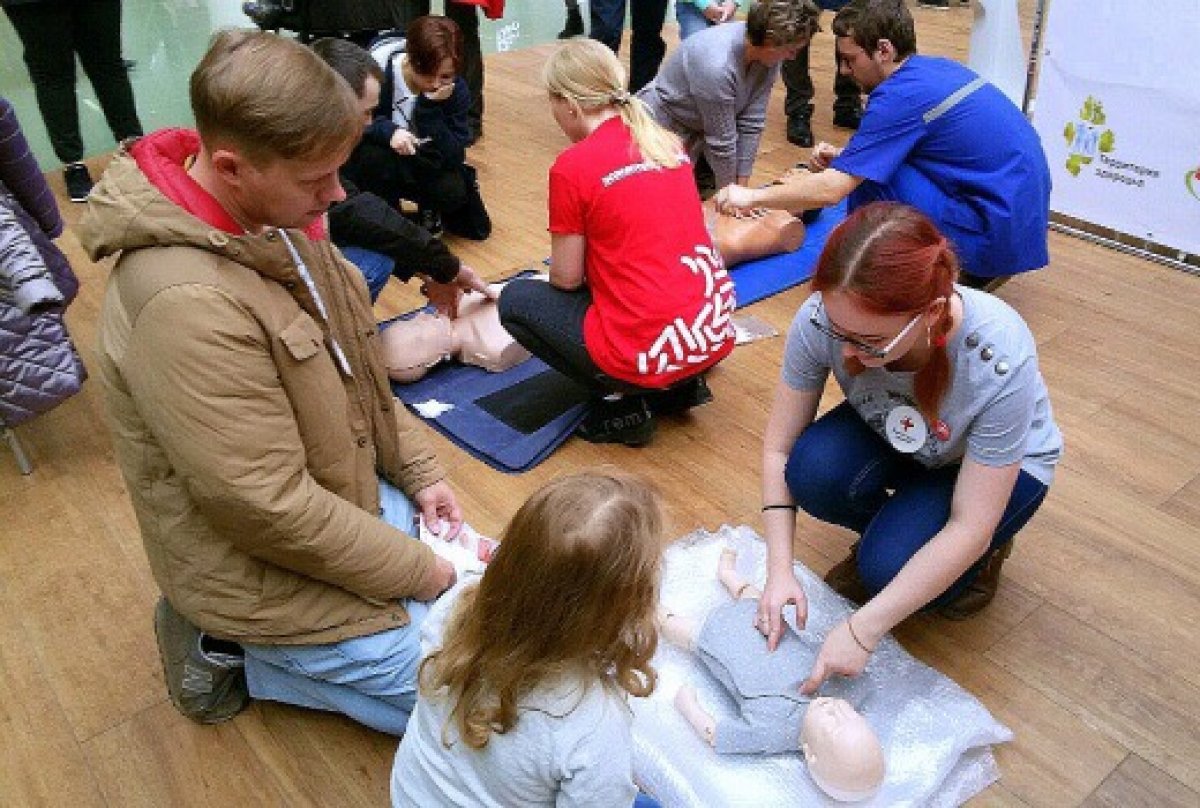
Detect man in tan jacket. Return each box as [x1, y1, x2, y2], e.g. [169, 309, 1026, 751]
[79, 30, 459, 735]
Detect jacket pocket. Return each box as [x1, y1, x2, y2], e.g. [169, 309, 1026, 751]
[278, 312, 325, 362]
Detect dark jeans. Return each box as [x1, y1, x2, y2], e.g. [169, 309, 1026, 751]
[781, 45, 861, 122]
[498, 279, 643, 396]
[589, 0, 670, 93]
[4, 0, 142, 165]
[784, 402, 1048, 609]
[342, 141, 468, 214]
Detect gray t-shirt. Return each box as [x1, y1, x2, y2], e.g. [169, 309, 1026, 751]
[390, 675, 637, 807]
[636, 22, 778, 188]
[696, 598, 819, 755]
[782, 287, 1062, 485]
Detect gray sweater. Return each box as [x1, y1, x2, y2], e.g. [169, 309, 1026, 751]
[391, 676, 638, 807]
[695, 598, 818, 755]
[637, 22, 778, 188]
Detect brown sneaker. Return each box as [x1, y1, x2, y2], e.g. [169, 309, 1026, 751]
[824, 542, 871, 605]
[939, 542, 1013, 621]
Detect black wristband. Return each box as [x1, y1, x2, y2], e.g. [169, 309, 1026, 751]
[761, 504, 798, 513]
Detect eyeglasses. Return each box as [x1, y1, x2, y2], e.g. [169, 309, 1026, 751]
[809, 301, 924, 360]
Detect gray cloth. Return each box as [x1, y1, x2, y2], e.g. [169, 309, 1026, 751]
[695, 598, 817, 755]
[636, 22, 777, 188]
[391, 676, 638, 807]
[782, 286, 1063, 485]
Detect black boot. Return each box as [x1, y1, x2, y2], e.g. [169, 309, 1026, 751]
[558, 8, 584, 39]
[786, 114, 814, 148]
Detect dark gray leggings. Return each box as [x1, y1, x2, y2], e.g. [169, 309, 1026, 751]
[498, 278, 644, 396]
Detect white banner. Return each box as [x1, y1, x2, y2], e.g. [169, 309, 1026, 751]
[1030, 0, 1200, 256]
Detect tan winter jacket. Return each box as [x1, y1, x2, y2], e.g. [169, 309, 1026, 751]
[79, 134, 441, 645]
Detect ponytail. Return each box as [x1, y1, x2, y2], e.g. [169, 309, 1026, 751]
[543, 38, 682, 169]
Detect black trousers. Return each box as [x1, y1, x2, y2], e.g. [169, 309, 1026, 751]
[342, 141, 468, 214]
[589, 0, 670, 93]
[4, 0, 142, 165]
[781, 44, 862, 122]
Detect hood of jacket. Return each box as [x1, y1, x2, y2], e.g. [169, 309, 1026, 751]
[78, 128, 327, 273]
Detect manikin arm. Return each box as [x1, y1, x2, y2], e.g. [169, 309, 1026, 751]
[674, 685, 716, 747]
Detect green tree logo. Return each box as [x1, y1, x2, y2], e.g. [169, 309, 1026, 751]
[1062, 95, 1116, 177]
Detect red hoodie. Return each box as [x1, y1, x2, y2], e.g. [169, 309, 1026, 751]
[130, 128, 327, 240]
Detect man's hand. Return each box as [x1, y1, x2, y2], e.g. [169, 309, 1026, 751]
[424, 83, 454, 102]
[808, 141, 841, 172]
[421, 265, 497, 318]
[713, 183, 760, 217]
[413, 480, 463, 540]
[390, 129, 420, 156]
[414, 555, 457, 601]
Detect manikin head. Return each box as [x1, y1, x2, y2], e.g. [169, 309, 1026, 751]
[800, 697, 886, 802]
[380, 288, 530, 382]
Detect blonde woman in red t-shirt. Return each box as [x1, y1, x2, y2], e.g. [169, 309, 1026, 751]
[498, 39, 737, 447]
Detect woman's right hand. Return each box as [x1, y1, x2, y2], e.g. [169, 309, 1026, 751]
[756, 569, 809, 651]
[390, 129, 420, 156]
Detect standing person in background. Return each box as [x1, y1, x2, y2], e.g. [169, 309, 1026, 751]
[674, 0, 739, 40]
[638, 0, 821, 194]
[589, 0, 670, 93]
[2, 0, 143, 202]
[499, 39, 736, 447]
[781, 0, 862, 147]
[558, 0, 584, 38]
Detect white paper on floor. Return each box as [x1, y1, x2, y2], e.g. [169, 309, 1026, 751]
[413, 399, 454, 419]
[636, 525, 1012, 808]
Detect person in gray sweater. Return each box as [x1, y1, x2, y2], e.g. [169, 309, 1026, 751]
[637, 0, 820, 190]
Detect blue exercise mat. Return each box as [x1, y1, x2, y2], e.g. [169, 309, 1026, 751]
[384, 274, 592, 474]
[729, 199, 847, 308]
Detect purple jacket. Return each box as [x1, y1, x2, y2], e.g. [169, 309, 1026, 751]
[1, 97, 85, 428]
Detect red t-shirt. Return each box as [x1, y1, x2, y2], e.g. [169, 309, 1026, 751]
[548, 117, 736, 388]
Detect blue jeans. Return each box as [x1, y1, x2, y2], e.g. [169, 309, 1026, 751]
[785, 402, 1048, 608]
[674, 2, 710, 39]
[241, 479, 427, 735]
[340, 246, 394, 303]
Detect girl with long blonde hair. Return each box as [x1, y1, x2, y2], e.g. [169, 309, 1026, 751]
[390, 470, 664, 806]
[498, 39, 737, 447]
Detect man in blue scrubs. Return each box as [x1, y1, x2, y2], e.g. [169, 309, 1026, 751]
[715, 0, 1051, 285]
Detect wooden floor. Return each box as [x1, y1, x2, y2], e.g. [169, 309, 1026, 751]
[3, 6, 1199, 807]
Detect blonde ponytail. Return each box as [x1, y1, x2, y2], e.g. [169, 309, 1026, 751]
[543, 39, 682, 169]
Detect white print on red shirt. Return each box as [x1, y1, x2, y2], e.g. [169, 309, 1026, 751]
[636, 245, 736, 376]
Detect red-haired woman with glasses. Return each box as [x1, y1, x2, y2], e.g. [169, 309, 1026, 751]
[755, 202, 1062, 694]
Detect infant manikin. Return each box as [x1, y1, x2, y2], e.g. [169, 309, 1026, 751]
[662, 548, 886, 802]
[381, 285, 530, 383]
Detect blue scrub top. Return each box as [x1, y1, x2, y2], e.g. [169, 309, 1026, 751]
[832, 56, 1051, 277]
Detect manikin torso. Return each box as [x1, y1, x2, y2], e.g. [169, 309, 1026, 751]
[381, 285, 531, 383]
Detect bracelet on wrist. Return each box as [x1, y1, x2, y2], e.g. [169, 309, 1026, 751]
[847, 614, 873, 654]
[761, 504, 798, 513]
